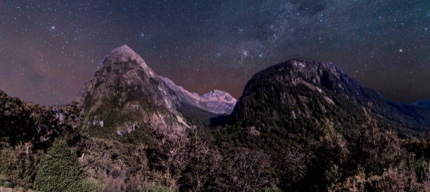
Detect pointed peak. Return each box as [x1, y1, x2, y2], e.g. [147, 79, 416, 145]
[107, 44, 142, 62]
[204, 90, 232, 97]
[202, 90, 236, 104]
[111, 44, 135, 55]
[98, 45, 154, 77]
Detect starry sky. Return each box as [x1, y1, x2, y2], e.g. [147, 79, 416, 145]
[1, 0, 430, 105]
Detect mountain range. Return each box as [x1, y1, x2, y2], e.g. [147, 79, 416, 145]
[1, 45, 430, 191]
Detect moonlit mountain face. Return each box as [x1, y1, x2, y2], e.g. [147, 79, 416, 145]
[159, 76, 236, 115]
[1, 1, 430, 105]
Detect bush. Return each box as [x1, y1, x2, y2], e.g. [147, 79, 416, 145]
[262, 186, 282, 192]
[0, 144, 39, 189]
[82, 178, 103, 192]
[34, 140, 83, 192]
[0, 174, 12, 188]
[148, 183, 169, 192]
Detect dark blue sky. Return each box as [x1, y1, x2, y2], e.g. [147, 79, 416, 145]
[1, 0, 429, 104]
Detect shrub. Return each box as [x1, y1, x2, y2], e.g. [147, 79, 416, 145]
[34, 140, 83, 192]
[262, 186, 283, 192]
[148, 183, 169, 192]
[82, 178, 103, 192]
[0, 174, 12, 188]
[0, 143, 39, 189]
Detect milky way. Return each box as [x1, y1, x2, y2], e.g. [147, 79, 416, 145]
[1, 0, 429, 105]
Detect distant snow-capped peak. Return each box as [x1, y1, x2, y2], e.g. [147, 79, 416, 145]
[201, 90, 236, 104]
[159, 76, 236, 114]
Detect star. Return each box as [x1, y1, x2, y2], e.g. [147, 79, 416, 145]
[237, 28, 244, 34]
[241, 49, 249, 59]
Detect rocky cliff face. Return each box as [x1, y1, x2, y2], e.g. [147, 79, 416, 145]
[231, 59, 430, 132]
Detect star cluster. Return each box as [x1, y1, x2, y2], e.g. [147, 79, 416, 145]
[1, 0, 429, 105]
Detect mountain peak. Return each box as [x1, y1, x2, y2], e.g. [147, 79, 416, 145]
[99, 44, 154, 78]
[201, 90, 236, 103]
[112, 44, 134, 53]
[202, 90, 228, 97]
[110, 44, 142, 61]
[280, 59, 344, 81]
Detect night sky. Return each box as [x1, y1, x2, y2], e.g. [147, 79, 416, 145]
[1, 0, 430, 105]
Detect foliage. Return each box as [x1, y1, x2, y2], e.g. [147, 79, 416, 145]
[0, 143, 40, 189]
[262, 186, 283, 192]
[0, 174, 12, 188]
[148, 183, 169, 192]
[33, 140, 83, 192]
[82, 178, 103, 192]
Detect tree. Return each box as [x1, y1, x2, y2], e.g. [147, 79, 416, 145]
[34, 140, 83, 192]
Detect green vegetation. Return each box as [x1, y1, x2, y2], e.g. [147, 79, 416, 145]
[148, 183, 169, 192]
[81, 178, 103, 192]
[0, 174, 12, 188]
[34, 140, 83, 192]
[0, 143, 41, 189]
[262, 186, 283, 192]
